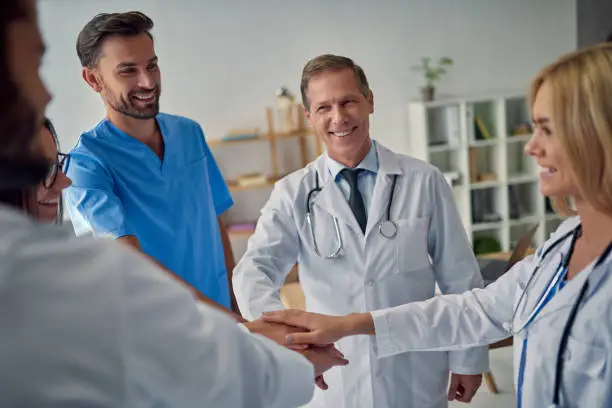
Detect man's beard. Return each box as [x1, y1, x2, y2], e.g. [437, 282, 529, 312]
[104, 85, 161, 120]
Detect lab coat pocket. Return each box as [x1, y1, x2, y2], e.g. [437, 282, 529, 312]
[559, 336, 607, 407]
[535, 321, 607, 407]
[394, 217, 430, 273]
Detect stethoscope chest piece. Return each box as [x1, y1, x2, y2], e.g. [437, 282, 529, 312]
[379, 220, 398, 239]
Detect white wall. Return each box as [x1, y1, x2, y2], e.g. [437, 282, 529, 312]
[39, 0, 577, 157]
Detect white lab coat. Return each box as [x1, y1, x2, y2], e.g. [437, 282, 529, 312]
[371, 216, 612, 408]
[233, 142, 489, 408]
[0, 205, 314, 408]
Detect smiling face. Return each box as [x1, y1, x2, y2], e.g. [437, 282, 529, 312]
[304, 68, 374, 167]
[35, 125, 71, 223]
[525, 81, 578, 198]
[83, 33, 161, 119]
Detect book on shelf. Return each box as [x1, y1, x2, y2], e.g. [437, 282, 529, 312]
[474, 116, 492, 140]
[508, 185, 521, 220]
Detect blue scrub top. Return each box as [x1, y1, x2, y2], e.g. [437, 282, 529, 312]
[64, 113, 233, 308]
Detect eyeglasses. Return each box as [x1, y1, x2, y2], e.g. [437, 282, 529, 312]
[42, 152, 70, 189]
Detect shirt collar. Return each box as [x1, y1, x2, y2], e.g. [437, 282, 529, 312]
[326, 140, 379, 181]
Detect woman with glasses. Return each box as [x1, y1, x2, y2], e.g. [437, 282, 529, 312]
[35, 117, 71, 224]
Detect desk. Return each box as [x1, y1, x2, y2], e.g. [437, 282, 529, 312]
[479, 247, 535, 261]
[280, 282, 306, 311]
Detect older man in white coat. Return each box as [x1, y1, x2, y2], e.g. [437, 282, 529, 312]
[233, 54, 489, 408]
[0, 1, 348, 407]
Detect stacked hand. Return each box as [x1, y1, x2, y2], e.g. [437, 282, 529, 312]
[251, 310, 483, 400]
[243, 318, 309, 349]
[261, 309, 354, 346]
[244, 315, 349, 390]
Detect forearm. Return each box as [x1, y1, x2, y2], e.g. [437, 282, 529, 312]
[369, 292, 510, 359]
[117, 235, 245, 322]
[238, 326, 315, 407]
[218, 217, 241, 315]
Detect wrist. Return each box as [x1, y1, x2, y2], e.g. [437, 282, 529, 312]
[343, 313, 375, 336]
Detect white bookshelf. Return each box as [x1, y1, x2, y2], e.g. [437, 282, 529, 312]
[407, 93, 566, 253]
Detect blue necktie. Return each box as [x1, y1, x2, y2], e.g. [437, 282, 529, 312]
[341, 168, 367, 233]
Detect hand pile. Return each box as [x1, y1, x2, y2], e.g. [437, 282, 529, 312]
[243, 312, 349, 390]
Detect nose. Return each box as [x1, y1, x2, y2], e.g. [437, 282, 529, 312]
[524, 133, 543, 157]
[331, 105, 348, 125]
[54, 171, 72, 192]
[137, 71, 156, 90]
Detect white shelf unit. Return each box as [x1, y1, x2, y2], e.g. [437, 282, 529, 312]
[407, 93, 565, 253]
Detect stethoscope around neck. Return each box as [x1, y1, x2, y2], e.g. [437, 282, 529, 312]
[506, 225, 612, 407]
[305, 170, 398, 258]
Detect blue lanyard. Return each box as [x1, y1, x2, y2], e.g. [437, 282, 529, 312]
[516, 262, 568, 408]
[516, 227, 580, 408]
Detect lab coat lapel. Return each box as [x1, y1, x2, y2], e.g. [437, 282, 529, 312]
[311, 157, 362, 234]
[516, 251, 565, 328]
[533, 247, 612, 324]
[514, 222, 578, 327]
[365, 144, 403, 238]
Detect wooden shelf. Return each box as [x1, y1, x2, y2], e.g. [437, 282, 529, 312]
[470, 180, 502, 190]
[227, 176, 279, 192]
[506, 134, 531, 144]
[472, 221, 504, 232]
[469, 139, 498, 147]
[508, 173, 538, 184]
[208, 129, 313, 147]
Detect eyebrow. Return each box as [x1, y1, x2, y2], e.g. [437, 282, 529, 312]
[315, 95, 361, 107]
[532, 117, 550, 125]
[116, 56, 158, 69]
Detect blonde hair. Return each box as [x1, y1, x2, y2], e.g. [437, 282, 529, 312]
[529, 43, 612, 217]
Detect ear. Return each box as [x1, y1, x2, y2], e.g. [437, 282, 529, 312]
[367, 90, 374, 114]
[82, 67, 103, 93]
[303, 104, 312, 121]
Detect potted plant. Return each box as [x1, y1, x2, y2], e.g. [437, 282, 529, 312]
[411, 57, 453, 102]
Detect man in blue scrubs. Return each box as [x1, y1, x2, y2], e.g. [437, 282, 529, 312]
[64, 11, 240, 315]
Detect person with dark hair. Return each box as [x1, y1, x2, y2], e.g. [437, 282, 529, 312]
[0, 1, 348, 406]
[35, 118, 72, 224]
[63, 11, 241, 316]
[0, 0, 52, 211]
